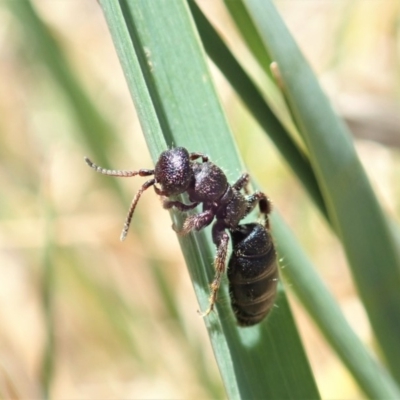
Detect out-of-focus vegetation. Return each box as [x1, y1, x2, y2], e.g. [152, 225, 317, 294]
[0, 1, 399, 398]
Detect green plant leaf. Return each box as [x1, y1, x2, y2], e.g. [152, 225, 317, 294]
[189, 1, 328, 221]
[273, 213, 400, 399]
[223, 0, 273, 78]
[99, 0, 320, 398]
[243, 0, 400, 382]
[188, 3, 400, 397]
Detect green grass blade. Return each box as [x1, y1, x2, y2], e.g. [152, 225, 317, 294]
[192, 5, 400, 396]
[243, 0, 400, 381]
[100, 0, 320, 398]
[223, 0, 273, 78]
[273, 213, 400, 399]
[189, 2, 328, 221]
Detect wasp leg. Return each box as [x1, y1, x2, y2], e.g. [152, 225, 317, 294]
[232, 173, 250, 194]
[163, 200, 199, 212]
[199, 221, 230, 317]
[244, 192, 273, 229]
[175, 208, 214, 235]
[189, 152, 209, 163]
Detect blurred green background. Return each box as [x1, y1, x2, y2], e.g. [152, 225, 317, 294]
[0, 0, 399, 398]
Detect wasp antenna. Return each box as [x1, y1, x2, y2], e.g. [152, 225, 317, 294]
[84, 156, 148, 177]
[119, 179, 156, 240]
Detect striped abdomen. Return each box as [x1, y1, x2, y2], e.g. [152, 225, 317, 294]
[228, 223, 278, 326]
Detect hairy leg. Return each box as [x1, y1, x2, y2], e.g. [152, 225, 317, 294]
[174, 208, 214, 235]
[163, 199, 199, 212]
[199, 221, 230, 317]
[232, 173, 250, 194]
[189, 152, 209, 163]
[245, 191, 272, 229]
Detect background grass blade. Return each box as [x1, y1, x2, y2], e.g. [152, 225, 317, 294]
[100, 0, 320, 398]
[273, 213, 400, 399]
[243, 0, 400, 382]
[223, 0, 273, 79]
[189, 2, 328, 221]
[188, 4, 400, 397]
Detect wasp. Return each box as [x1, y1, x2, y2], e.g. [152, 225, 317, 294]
[85, 147, 278, 326]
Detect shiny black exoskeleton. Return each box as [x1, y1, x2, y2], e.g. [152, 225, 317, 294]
[85, 147, 278, 325]
[228, 223, 278, 326]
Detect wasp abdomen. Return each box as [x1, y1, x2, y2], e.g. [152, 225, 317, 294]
[228, 223, 278, 326]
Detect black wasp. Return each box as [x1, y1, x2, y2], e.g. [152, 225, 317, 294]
[85, 147, 278, 326]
